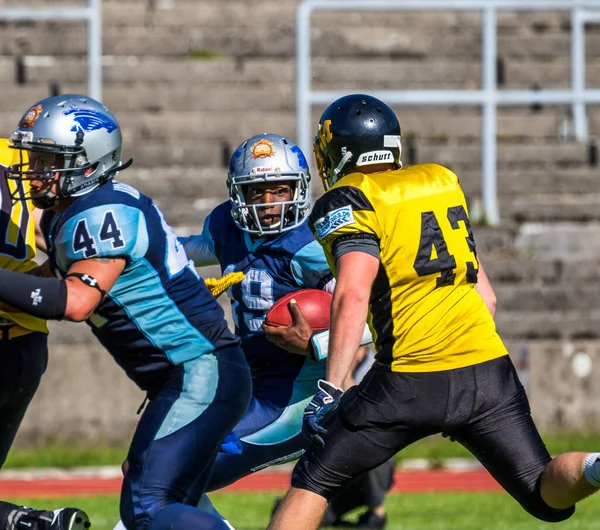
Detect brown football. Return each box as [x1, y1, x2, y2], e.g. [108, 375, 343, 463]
[265, 289, 332, 332]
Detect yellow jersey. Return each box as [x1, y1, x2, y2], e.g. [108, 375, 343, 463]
[0, 138, 48, 334]
[309, 163, 507, 372]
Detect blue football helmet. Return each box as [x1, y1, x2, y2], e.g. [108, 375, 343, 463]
[314, 94, 402, 189]
[228, 133, 311, 236]
[7, 94, 131, 209]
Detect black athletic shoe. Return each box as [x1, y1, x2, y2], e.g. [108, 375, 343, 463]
[353, 510, 386, 530]
[50, 508, 91, 530]
[10, 507, 91, 530]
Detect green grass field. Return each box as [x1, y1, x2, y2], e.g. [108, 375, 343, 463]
[6, 433, 600, 469]
[7, 492, 600, 530]
[6, 434, 600, 528]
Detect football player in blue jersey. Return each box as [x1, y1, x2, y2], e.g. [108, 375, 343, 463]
[0, 94, 252, 530]
[178, 133, 372, 527]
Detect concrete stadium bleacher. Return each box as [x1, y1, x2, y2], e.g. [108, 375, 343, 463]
[1, 0, 598, 440]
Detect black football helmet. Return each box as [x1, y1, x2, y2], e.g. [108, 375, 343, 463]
[313, 94, 402, 189]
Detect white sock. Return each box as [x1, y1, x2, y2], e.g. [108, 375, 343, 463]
[583, 453, 600, 488]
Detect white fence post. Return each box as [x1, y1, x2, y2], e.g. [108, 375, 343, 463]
[297, 0, 600, 225]
[0, 0, 103, 102]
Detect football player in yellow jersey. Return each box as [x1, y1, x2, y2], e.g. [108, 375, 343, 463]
[0, 139, 90, 530]
[268, 95, 600, 530]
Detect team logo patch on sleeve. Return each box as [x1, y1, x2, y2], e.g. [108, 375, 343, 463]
[314, 205, 355, 240]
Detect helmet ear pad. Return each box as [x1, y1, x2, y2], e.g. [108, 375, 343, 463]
[317, 94, 402, 187]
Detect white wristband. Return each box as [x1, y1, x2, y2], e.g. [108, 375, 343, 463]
[310, 330, 330, 362]
[310, 324, 371, 363]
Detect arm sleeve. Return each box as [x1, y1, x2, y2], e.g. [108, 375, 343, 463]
[331, 235, 380, 261]
[0, 268, 67, 320]
[179, 213, 219, 267]
[180, 235, 219, 267]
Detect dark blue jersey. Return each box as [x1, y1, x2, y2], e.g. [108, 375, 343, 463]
[41, 181, 239, 391]
[198, 201, 332, 379]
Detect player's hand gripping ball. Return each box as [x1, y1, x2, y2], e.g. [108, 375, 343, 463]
[264, 289, 331, 331]
[263, 289, 332, 355]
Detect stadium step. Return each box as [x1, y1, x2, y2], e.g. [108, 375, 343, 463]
[2, 7, 600, 60]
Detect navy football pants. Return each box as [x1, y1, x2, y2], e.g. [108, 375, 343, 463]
[206, 360, 323, 491]
[120, 346, 252, 530]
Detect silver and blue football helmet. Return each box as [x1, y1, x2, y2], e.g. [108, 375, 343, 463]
[228, 133, 311, 236]
[7, 94, 131, 208]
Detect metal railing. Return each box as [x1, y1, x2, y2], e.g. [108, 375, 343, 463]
[0, 0, 103, 101]
[296, 0, 600, 225]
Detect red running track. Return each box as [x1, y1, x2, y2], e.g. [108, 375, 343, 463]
[0, 470, 502, 498]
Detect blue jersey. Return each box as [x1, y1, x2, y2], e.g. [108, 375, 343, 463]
[41, 181, 239, 391]
[200, 202, 333, 379]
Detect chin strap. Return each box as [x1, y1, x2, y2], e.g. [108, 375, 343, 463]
[116, 158, 134, 172]
[330, 151, 353, 185]
[104, 158, 134, 181]
[32, 191, 59, 210]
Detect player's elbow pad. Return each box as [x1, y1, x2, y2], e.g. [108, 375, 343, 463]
[0, 268, 67, 320]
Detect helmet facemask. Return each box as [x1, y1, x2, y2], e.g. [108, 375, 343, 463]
[229, 172, 310, 236]
[7, 131, 100, 209]
[313, 131, 330, 191]
[313, 130, 355, 191]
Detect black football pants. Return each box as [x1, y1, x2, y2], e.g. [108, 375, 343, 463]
[0, 332, 48, 467]
[293, 355, 575, 523]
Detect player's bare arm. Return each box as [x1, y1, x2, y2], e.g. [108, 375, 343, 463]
[327, 251, 379, 388]
[63, 257, 126, 322]
[475, 259, 497, 318]
[342, 345, 369, 390]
